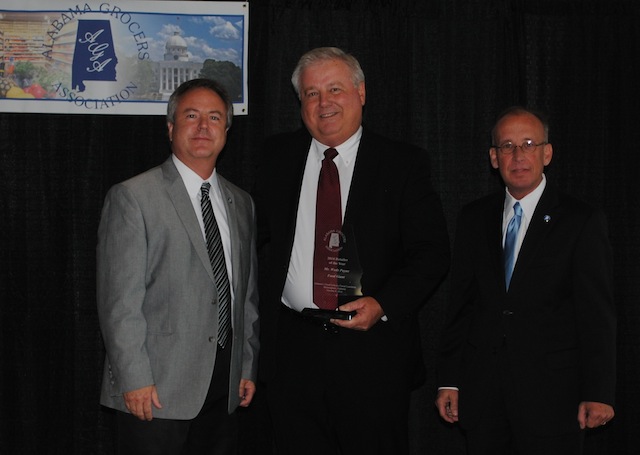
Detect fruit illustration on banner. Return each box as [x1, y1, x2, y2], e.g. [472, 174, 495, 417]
[23, 84, 47, 99]
[0, 78, 17, 98]
[6, 86, 35, 99]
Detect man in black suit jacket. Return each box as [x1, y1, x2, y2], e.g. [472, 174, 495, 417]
[254, 47, 450, 455]
[435, 106, 616, 454]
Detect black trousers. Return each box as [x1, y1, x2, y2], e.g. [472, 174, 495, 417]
[266, 306, 411, 455]
[116, 342, 237, 455]
[464, 341, 584, 455]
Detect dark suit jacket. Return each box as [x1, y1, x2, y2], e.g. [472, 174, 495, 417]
[437, 183, 616, 436]
[254, 127, 450, 386]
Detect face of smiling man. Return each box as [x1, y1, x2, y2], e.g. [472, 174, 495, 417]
[299, 58, 366, 148]
[167, 87, 228, 178]
[489, 112, 553, 200]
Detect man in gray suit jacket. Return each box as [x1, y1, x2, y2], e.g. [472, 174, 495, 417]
[97, 78, 259, 454]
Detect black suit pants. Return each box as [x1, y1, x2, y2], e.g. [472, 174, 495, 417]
[266, 306, 411, 455]
[116, 341, 237, 455]
[464, 340, 584, 455]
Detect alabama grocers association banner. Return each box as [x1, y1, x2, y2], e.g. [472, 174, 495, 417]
[0, 1, 248, 115]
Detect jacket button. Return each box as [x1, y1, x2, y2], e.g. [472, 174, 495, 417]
[208, 336, 215, 343]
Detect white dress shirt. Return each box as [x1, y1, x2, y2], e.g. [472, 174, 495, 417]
[501, 174, 547, 263]
[282, 127, 362, 311]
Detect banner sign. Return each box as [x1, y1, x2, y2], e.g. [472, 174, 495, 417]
[0, 1, 249, 115]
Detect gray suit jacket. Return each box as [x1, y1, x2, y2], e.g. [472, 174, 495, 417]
[97, 156, 259, 418]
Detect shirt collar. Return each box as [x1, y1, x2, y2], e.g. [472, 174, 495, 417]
[310, 126, 362, 167]
[504, 173, 547, 221]
[171, 154, 218, 199]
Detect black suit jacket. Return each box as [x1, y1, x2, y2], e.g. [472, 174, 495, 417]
[255, 127, 450, 385]
[437, 183, 616, 435]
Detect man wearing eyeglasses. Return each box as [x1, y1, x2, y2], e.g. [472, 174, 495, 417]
[435, 106, 616, 454]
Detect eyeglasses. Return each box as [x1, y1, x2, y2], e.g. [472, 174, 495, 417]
[493, 140, 547, 155]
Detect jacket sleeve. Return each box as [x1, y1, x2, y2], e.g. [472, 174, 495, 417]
[96, 184, 154, 394]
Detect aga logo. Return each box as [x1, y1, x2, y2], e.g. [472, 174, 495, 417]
[72, 20, 118, 92]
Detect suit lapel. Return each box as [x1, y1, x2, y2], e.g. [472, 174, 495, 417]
[218, 176, 241, 294]
[510, 185, 560, 290]
[280, 131, 313, 252]
[162, 158, 215, 283]
[486, 194, 507, 292]
[342, 130, 382, 227]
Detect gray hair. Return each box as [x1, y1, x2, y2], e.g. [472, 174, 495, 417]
[291, 47, 365, 99]
[166, 78, 233, 128]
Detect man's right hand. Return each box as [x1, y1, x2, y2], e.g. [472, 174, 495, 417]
[123, 385, 162, 421]
[435, 388, 459, 423]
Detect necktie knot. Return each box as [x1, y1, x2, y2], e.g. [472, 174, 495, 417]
[201, 182, 211, 198]
[513, 202, 522, 218]
[324, 148, 338, 161]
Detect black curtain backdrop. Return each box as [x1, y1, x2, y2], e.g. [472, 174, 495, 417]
[1, 0, 638, 453]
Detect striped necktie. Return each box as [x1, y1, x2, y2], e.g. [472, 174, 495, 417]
[201, 182, 231, 348]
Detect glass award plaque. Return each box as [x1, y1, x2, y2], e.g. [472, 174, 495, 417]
[327, 224, 363, 305]
[314, 222, 363, 310]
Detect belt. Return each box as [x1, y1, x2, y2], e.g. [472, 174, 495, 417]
[280, 304, 340, 334]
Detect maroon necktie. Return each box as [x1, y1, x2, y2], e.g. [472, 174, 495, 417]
[313, 148, 342, 310]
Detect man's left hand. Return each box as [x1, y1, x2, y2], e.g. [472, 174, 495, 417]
[330, 296, 384, 331]
[577, 401, 615, 429]
[239, 379, 256, 407]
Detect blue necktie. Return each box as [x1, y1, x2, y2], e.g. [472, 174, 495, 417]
[201, 182, 231, 349]
[504, 202, 522, 289]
